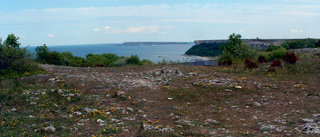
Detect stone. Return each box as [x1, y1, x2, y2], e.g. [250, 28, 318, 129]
[73, 111, 82, 116]
[204, 119, 219, 124]
[123, 117, 136, 121]
[254, 102, 262, 107]
[235, 86, 242, 89]
[10, 108, 17, 112]
[43, 125, 56, 133]
[127, 107, 134, 112]
[110, 118, 120, 123]
[302, 118, 314, 123]
[97, 119, 105, 123]
[117, 91, 125, 96]
[312, 114, 320, 118]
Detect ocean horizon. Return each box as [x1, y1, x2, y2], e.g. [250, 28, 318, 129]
[27, 43, 200, 63]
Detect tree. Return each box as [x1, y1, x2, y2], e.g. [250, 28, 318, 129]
[223, 33, 242, 56]
[316, 39, 320, 48]
[35, 44, 50, 63]
[4, 34, 21, 48]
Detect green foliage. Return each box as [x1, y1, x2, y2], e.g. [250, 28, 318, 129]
[265, 44, 283, 52]
[223, 33, 242, 56]
[86, 53, 119, 67]
[315, 39, 320, 48]
[3, 34, 21, 48]
[141, 59, 154, 65]
[218, 53, 233, 66]
[281, 39, 317, 49]
[185, 42, 224, 57]
[35, 44, 150, 67]
[267, 47, 286, 61]
[35, 45, 64, 65]
[218, 33, 258, 64]
[126, 55, 142, 65]
[0, 34, 45, 79]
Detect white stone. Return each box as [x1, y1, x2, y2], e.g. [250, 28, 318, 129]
[97, 119, 105, 123]
[43, 125, 56, 133]
[73, 111, 82, 116]
[235, 86, 242, 89]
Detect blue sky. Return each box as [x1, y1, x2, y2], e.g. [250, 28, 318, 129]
[1, 0, 319, 46]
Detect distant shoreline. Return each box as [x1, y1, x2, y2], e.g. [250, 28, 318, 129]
[122, 42, 191, 46]
[182, 54, 214, 61]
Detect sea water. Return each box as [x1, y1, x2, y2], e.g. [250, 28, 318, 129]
[27, 43, 197, 63]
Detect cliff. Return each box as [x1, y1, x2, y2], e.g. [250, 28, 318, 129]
[194, 39, 300, 50]
[123, 42, 188, 46]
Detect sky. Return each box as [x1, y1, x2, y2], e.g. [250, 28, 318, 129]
[0, 0, 320, 46]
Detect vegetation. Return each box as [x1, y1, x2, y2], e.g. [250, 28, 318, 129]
[283, 51, 298, 64]
[185, 42, 224, 57]
[281, 38, 318, 49]
[218, 33, 258, 65]
[244, 58, 258, 69]
[35, 45, 153, 67]
[0, 34, 45, 79]
[1, 33, 320, 136]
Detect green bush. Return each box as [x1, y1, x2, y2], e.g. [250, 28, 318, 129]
[141, 59, 154, 65]
[281, 39, 317, 49]
[265, 44, 284, 52]
[86, 53, 119, 67]
[0, 34, 45, 79]
[267, 47, 286, 61]
[218, 33, 258, 64]
[35, 44, 64, 65]
[126, 55, 142, 65]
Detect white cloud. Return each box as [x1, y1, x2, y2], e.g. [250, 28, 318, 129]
[93, 28, 100, 32]
[48, 34, 54, 37]
[96, 26, 170, 34]
[290, 29, 303, 33]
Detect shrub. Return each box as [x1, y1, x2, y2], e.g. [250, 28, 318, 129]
[283, 52, 298, 64]
[258, 56, 267, 63]
[218, 58, 233, 66]
[1, 34, 44, 79]
[281, 38, 317, 49]
[141, 59, 153, 65]
[271, 59, 282, 68]
[265, 44, 283, 52]
[244, 58, 258, 69]
[268, 47, 286, 61]
[268, 67, 276, 72]
[126, 55, 142, 65]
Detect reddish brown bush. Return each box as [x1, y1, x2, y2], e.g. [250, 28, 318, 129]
[268, 67, 276, 72]
[271, 59, 281, 68]
[258, 56, 267, 63]
[218, 58, 233, 66]
[283, 52, 298, 64]
[244, 58, 258, 69]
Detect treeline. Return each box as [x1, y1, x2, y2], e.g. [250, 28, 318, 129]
[35, 44, 154, 67]
[185, 38, 320, 57]
[0, 33, 155, 79]
[185, 42, 224, 57]
[217, 33, 320, 71]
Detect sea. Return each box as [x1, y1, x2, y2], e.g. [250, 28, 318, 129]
[27, 43, 201, 63]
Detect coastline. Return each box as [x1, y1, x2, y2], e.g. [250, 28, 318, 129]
[182, 54, 215, 61]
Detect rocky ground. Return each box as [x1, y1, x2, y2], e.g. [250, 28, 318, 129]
[1, 61, 320, 136]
